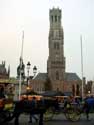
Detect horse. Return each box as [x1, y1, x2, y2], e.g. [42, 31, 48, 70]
[8, 99, 47, 125]
[0, 96, 64, 124]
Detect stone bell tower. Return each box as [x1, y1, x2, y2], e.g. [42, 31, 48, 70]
[47, 8, 65, 81]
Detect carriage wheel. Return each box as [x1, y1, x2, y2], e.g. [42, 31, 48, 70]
[43, 107, 54, 121]
[0, 110, 13, 123]
[65, 108, 81, 121]
[69, 111, 81, 121]
[64, 108, 72, 120]
[0, 112, 5, 123]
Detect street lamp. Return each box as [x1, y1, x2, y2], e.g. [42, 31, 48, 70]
[33, 65, 37, 77]
[26, 64, 37, 93]
[27, 61, 31, 86]
[18, 57, 25, 100]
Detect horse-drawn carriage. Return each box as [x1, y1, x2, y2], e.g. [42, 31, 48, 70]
[0, 96, 86, 125]
[43, 96, 82, 122]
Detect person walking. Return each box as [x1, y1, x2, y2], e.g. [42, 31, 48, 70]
[64, 96, 72, 109]
[83, 96, 94, 120]
[29, 96, 38, 123]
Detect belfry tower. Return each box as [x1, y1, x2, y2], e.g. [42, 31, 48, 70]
[47, 8, 65, 81]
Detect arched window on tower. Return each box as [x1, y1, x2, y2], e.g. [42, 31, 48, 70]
[57, 43, 59, 49]
[54, 42, 56, 49]
[54, 42, 59, 50]
[56, 71, 59, 80]
[55, 15, 57, 22]
[51, 16, 53, 22]
[58, 16, 61, 22]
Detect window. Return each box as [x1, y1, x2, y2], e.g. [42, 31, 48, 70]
[57, 43, 59, 49]
[54, 42, 60, 50]
[72, 85, 75, 96]
[56, 71, 59, 80]
[58, 16, 61, 22]
[51, 16, 53, 22]
[55, 15, 57, 22]
[54, 30, 59, 37]
[76, 84, 79, 95]
[54, 42, 56, 49]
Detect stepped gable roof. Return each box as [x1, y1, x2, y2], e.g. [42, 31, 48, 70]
[65, 72, 81, 81]
[34, 73, 47, 81]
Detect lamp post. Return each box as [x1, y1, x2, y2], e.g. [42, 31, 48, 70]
[18, 31, 24, 100]
[18, 57, 23, 100]
[26, 64, 37, 93]
[33, 65, 37, 77]
[27, 61, 31, 86]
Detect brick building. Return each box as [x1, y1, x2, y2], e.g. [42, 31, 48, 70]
[30, 8, 82, 96]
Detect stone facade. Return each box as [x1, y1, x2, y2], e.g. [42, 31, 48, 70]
[29, 8, 82, 96]
[47, 8, 65, 81]
[30, 72, 81, 96]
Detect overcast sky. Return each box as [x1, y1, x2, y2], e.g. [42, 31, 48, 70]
[0, 0, 94, 81]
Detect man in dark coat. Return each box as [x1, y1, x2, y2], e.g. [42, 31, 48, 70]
[83, 96, 94, 120]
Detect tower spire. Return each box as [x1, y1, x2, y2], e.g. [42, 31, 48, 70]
[8, 65, 10, 77]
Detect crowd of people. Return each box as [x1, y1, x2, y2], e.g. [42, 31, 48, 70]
[20, 95, 45, 124]
[51, 95, 94, 121]
[1, 86, 94, 122]
[63, 95, 94, 120]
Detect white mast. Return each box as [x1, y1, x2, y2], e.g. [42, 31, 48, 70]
[18, 31, 24, 100]
[80, 35, 84, 98]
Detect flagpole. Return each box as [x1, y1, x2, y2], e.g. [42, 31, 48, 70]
[21, 31, 24, 59]
[80, 35, 84, 98]
[18, 31, 24, 100]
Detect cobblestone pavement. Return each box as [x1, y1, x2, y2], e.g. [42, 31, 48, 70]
[5, 113, 94, 125]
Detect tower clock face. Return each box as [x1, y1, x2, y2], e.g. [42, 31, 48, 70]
[55, 53, 59, 58]
[55, 53, 59, 59]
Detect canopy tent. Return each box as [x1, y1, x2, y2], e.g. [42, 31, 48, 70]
[21, 90, 39, 96]
[41, 91, 64, 97]
[63, 92, 73, 96]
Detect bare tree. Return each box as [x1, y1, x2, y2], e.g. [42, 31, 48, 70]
[44, 77, 52, 91]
